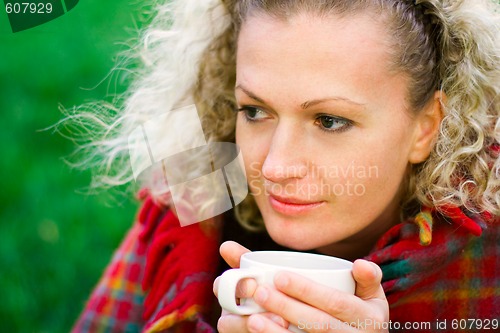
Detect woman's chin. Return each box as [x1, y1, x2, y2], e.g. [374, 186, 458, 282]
[264, 222, 327, 251]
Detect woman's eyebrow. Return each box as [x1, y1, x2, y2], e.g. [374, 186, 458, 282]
[235, 84, 365, 110]
[300, 97, 366, 110]
[235, 84, 268, 105]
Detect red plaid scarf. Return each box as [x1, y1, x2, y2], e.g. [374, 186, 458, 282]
[72, 196, 499, 332]
[366, 207, 499, 332]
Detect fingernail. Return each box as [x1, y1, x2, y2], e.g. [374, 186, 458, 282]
[248, 314, 265, 332]
[269, 314, 286, 327]
[254, 286, 268, 303]
[275, 273, 289, 288]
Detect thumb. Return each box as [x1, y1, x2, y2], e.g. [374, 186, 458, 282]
[220, 241, 251, 268]
[352, 259, 386, 300]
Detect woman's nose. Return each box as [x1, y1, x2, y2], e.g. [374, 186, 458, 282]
[261, 122, 308, 183]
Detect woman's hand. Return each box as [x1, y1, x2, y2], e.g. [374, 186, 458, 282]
[213, 241, 289, 332]
[249, 259, 389, 332]
[213, 241, 389, 332]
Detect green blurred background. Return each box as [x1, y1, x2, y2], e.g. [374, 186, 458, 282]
[0, 1, 153, 331]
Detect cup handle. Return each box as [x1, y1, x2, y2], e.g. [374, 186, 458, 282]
[217, 268, 266, 315]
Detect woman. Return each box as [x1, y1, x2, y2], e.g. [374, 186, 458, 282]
[71, 0, 499, 332]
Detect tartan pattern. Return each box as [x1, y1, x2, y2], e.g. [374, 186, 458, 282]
[72, 195, 220, 333]
[72, 222, 147, 333]
[366, 211, 500, 332]
[73, 196, 499, 333]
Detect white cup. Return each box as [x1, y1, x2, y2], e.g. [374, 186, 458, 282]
[217, 251, 355, 332]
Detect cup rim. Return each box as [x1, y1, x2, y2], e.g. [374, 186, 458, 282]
[241, 250, 353, 271]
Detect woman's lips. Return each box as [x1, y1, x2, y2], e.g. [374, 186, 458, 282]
[268, 194, 325, 215]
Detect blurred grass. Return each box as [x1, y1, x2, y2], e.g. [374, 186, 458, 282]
[0, 1, 153, 331]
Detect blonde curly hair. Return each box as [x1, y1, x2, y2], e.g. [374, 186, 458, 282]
[64, 0, 499, 228]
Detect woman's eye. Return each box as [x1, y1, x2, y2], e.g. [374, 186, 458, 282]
[237, 106, 268, 122]
[315, 115, 352, 132]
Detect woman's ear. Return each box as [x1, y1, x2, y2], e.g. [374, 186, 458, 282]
[408, 91, 445, 164]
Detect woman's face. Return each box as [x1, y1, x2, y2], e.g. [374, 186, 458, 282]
[235, 13, 422, 257]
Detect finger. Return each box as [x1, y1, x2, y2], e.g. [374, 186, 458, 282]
[271, 272, 371, 325]
[217, 313, 250, 333]
[217, 312, 288, 333]
[253, 284, 358, 333]
[247, 313, 291, 333]
[214, 276, 258, 299]
[237, 278, 258, 299]
[352, 259, 385, 300]
[220, 241, 251, 268]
